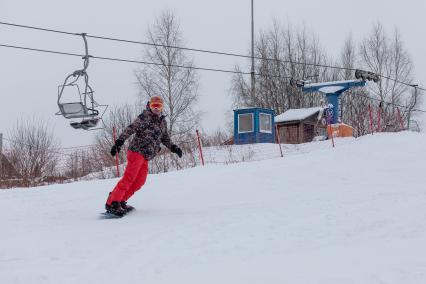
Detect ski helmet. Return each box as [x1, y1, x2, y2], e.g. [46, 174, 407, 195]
[149, 96, 164, 112]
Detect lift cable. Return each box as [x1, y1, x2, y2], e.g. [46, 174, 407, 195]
[1, 21, 424, 91]
[0, 43, 297, 79]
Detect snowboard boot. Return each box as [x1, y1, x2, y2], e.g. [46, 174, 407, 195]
[105, 201, 126, 217]
[120, 201, 134, 213]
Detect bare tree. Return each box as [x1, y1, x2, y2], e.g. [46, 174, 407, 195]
[135, 10, 201, 141]
[201, 129, 231, 146]
[341, 34, 357, 81]
[339, 35, 371, 136]
[5, 118, 59, 187]
[63, 149, 97, 181]
[231, 20, 333, 114]
[359, 23, 416, 130]
[95, 103, 139, 167]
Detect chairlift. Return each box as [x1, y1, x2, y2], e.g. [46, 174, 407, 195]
[56, 33, 107, 130]
[355, 69, 380, 83]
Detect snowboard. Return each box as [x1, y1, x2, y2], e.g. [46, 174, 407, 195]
[99, 207, 135, 219]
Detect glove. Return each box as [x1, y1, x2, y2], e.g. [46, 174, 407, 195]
[170, 144, 183, 158]
[110, 138, 124, 157]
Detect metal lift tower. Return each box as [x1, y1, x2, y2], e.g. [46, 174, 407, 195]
[302, 79, 366, 124]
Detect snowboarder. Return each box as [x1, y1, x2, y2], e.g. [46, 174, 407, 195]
[105, 96, 183, 216]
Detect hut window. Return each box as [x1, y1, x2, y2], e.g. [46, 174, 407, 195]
[259, 113, 272, 133]
[238, 113, 254, 133]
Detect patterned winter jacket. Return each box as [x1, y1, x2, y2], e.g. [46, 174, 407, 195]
[118, 109, 173, 160]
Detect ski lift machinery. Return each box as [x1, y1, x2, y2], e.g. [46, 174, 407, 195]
[56, 33, 108, 130]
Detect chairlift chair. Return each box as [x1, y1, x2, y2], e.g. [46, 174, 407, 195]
[56, 33, 107, 130]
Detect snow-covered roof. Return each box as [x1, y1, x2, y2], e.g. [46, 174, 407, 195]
[303, 80, 365, 94]
[233, 107, 258, 111]
[275, 107, 323, 123]
[303, 79, 363, 89]
[317, 86, 346, 93]
[233, 107, 273, 112]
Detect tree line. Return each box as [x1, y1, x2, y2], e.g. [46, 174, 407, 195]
[232, 21, 422, 136]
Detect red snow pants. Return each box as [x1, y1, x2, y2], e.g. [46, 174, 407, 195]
[106, 150, 149, 205]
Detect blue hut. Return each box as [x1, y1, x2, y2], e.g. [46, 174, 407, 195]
[233, 108, 275, 145]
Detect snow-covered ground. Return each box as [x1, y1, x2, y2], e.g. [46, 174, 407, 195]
[1, 132, 426, 284]
[416, 110, 426, 132]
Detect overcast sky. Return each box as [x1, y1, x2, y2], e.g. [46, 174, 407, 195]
[1, 0, 425, 147]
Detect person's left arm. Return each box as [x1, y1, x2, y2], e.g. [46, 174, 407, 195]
[161, 120, 182, 158]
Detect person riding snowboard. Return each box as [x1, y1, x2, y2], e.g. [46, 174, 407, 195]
[105, 96, 183, 216]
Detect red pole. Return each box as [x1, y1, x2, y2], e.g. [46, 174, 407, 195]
[326, 109, 335, 148]
[377, 106, 381, 132]
[396, 108, 405, 131]
[275, 125, 283, 158]
[196, 129, 205, 166]
[392, 108, 396, 131]
[113, 126, 120, 177]
[368, 104, 374, 135]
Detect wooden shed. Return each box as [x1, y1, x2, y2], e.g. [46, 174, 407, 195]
[0, 153, 19, 178]
[275, 107, 325, 144]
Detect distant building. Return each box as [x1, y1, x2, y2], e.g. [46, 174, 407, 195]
[233, 108, 275, 145]
[275, 107, 326, 144]
[0, 153, 21, 188]
[0, 153, 19, 178]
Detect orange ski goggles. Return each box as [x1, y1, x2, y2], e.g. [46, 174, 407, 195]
[149, 96, 164, 111]
[149, 102, 163, 111]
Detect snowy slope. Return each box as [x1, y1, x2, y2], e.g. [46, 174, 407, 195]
[1, 132, 426, 284]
